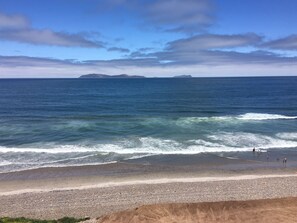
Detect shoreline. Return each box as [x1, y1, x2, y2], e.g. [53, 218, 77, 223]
[2, 148, 297, 174]
[1, 158, 296, 195]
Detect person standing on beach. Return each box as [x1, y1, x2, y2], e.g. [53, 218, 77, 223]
[283, 157, 287, 167]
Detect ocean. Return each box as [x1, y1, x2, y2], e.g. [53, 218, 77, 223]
[0, 77, 297, 172]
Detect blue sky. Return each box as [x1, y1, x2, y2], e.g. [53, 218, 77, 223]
[1, 0, 297, 77]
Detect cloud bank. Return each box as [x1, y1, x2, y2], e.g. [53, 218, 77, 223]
[101, 0, 214, 33]
[108, 47, 130, 53]
[0, 13, 29, 29]
[0, 12, 102, 48]
[1, 46, 297, 78]
[262, 35, 297, 50]
[166, 33, 262, 51]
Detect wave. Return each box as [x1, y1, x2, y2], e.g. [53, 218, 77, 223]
[0, 160, 12, 166]
[178, 113, 297, 123]
[0, 145, 100, 154]
[1, 113, 295, 137]
[1, 132, 297, 172]
[1, 132, 297, 155]
[236, 113, 297, 120]
[142, 113, 297, 129]
[276, 132, 297, 140]
[206, 132, 297, 150]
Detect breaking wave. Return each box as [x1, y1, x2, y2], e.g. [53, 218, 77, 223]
[1, 131, 297, 172]
[1, 132, 297, 155]
[176, 113, 297, 123]
[237, 113, 297, 120]
[141, 113, 297, 129]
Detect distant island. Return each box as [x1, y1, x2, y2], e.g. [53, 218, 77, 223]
[79, 74, 194, 78]
[79, 74, 146, 78]
[173, 75, 193, 78]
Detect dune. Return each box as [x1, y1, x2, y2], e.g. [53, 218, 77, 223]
[98, 197, 297, 223]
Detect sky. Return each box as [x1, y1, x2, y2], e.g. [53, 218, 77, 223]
[1, 0, 297, 78]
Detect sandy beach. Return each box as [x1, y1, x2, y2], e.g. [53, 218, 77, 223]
[98, 197, 297, 223]
[1, 160, 297, 221]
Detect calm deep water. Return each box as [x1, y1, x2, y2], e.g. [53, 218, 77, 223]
[0, 77, 297, 172]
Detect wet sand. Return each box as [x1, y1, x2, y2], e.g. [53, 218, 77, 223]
[0, 156, 295, 195]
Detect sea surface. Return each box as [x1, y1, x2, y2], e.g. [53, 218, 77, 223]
[0, 77, 297, 172]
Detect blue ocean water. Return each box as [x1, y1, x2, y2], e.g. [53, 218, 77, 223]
[0, 77, 297, 172]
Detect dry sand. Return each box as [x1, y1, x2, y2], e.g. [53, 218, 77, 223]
[98, 198, 297, 223]
[1, 161, 297, 222]
[1, 175, 297, 220]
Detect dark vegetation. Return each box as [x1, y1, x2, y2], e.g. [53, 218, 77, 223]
[0, 217, 88, 223]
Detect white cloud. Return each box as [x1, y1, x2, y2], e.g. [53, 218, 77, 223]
[0, 29, 102, 48]
[0, 12, 102, 48]
[146, 0, 213, 32]
[100, 0, 214, 33]
[0, 12, 29, 29]
[262, 35, 297, 50]
[167, 33, 262, 51]
[108, 47, 130, 53]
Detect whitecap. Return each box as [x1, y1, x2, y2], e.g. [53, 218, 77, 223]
[0, 160, 12, 166]
[1, 133, 297, 156]
[237, 113, 297, 120]
[276, 132, 297, 140]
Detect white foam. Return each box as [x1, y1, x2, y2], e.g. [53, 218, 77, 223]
[0, 160, 12, 166]
[123, 154, 155, 160]
[164, 113, 297, 128]
[52, 120, 95, 130]
[207, 132, 297, 150]
[40, 154, 98, 164]
[0, 161, 119, 174]
[237, 113, 297, 120]
[0, 145, 98, 154]
[276, 132, 297, 140]
[1, 132, 297, 156]
[175, 116, 229, 127]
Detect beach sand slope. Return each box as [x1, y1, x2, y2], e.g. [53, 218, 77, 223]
[98, 197, 297, 223]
